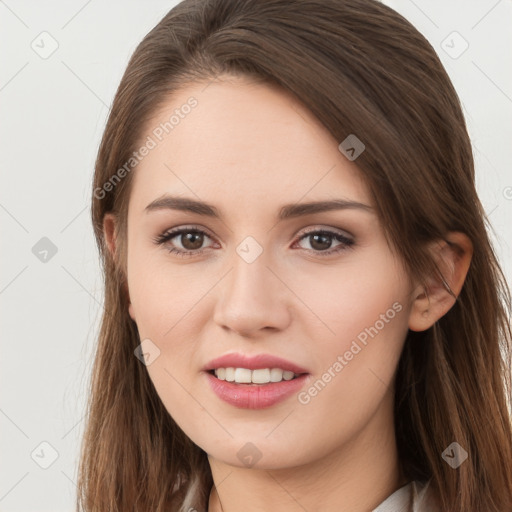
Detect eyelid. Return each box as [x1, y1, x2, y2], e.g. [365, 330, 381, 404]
[298, 225, 354, 239]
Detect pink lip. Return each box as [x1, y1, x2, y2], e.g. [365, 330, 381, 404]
[204, 372, 311, 409]
[202, 352, 311, 409]
[203, 352, 309, 374]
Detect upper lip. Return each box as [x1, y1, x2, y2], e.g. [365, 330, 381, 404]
[203, 353, 309, 374]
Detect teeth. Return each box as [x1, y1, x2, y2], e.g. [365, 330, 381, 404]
[214, 367, 299, 384]
[235, 368, 252, 383]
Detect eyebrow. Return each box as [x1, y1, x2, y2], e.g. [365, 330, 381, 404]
[144, 195, 373, 220]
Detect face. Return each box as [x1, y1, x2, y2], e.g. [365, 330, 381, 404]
[121, 76, 416, 469]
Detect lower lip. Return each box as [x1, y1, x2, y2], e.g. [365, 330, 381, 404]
[204, 371, 310, 409]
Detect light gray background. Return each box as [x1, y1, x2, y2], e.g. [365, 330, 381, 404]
[1, 1, 511, 510]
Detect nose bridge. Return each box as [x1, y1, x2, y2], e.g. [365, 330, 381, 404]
[213, 237, 290, 335]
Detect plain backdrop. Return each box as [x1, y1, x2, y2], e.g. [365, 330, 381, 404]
[1, 1, 511, 510]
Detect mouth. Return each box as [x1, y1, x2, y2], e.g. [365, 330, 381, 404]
[204, 368, 311, 409]
[206, 368, 307, 385]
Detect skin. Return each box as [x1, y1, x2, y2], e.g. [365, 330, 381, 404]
[103, 76, 472, 512]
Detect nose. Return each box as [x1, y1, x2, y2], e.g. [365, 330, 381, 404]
[212, 249, 292, 337]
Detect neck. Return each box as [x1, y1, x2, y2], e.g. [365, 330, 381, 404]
[207, 390, 405, 512]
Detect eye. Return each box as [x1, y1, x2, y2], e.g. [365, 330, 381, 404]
[153, 226, 355, 258]
[152, 226, 216, 257]
[294, 228, 354, 256]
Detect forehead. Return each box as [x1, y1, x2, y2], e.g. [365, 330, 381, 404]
[128, 77, 370, 215]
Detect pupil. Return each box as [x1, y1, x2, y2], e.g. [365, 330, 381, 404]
[183, 232, 203, 250]
[311, 234, 331, 251]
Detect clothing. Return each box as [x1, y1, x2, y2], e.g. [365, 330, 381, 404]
[373, 480, 438, 512]
[207, 479, 438, 511]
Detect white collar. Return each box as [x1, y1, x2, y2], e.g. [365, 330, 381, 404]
[373, 480, 437, 512]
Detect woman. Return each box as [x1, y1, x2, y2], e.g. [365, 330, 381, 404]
[78, 0, 512, 511]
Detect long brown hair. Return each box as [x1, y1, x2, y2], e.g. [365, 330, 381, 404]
[79, 0, 512, 510]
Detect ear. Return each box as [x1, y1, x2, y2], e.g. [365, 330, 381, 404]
[408, 232, 473, 332]
[102, 213, 136, 321]
[103, 213, 117, 259]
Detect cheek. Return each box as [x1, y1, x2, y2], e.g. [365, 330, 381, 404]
[294, 252, 410, 414]
[126, 251, 208, 430]
[297, 248, 409, 348]
[126, 239, 215, 372]
[126, 236, 204, 336]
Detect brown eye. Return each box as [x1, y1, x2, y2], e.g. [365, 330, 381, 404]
[179, 231, 205, 250]
[296, 229, 354, 255]
[308, 233, 333, 251]
[153, 227, 214, 257]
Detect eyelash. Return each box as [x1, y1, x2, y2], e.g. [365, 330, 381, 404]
[152, 225, 355, 258]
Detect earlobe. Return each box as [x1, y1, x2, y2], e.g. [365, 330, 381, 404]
[408, 232, 473, 332]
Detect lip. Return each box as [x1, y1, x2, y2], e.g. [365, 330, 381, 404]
[202, 352, 310, 374]
[202, 352, 311, 409]
[204, 372, 311, 409]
